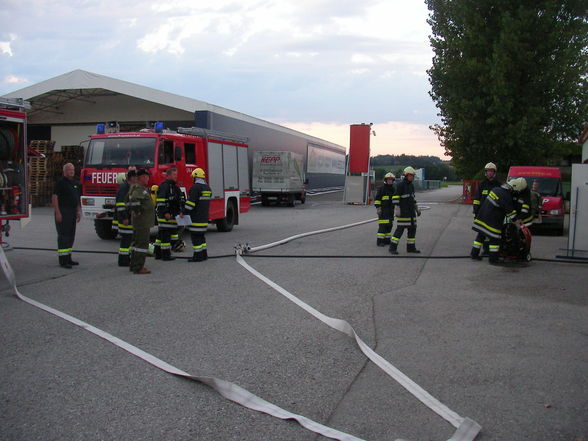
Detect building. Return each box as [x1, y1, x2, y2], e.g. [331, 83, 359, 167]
[2, 69, 345, 189]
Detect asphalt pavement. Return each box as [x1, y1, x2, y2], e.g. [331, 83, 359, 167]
[0, 185, 586, 441]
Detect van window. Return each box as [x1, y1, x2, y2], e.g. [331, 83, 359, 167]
[185, 143, 196, 164]
[158, 140, 174, 164]
[512, 176, 560, 197]
[175, 145, 183, 162]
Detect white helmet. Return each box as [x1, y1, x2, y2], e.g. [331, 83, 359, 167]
[508, 177, 527, 192]
[484, 162, 497, 171]
[403, 166, 416, 175]
[384, 172, 395, 180]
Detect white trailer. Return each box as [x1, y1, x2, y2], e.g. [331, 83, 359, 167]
[252, 151, 307, 206]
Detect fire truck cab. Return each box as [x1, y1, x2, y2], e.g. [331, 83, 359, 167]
[0, 97, 30, 244]
[81, 124, 250, 239]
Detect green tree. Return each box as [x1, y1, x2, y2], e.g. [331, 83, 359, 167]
[426, 0, 588, 178]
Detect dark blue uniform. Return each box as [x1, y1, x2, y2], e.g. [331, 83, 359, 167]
[53, 176, 81, 267]
[184, 180, 211, 262]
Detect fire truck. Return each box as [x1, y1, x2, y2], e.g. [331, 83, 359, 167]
[0, 97, 31, 245]
[81, 124, 251, 239]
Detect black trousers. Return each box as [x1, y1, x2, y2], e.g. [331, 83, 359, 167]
[157, 225, 177, 257]
[390, 224, 417, 249]
[56, 209, 77, 263]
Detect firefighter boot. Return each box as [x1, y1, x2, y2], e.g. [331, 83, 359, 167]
[407, 244, 421, 253]
[59, 255, 72, 269]
[118, 254, 130, 267]
[470, 247, 482, 261]
[202, 249, 208, 260]
[69, 254, 79, 265]
[377, 238, 386, 247]
[162, 249, 176, 261]
[489, 254, 500, 265]
[188, 252, 204, 262]
[481, 241, 489, 256]
[154, 245, 162, 260]
[388, 242, 399, 255]
[383, 238, 391, 245]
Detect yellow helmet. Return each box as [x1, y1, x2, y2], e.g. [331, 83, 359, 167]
[116, 173, 126, 185]
[508, 177, 527, 192]
[484, 162, 497, 171]
[384, 172, 395, 180]
[191, 168, 206, 179]
[403, 166, 416, 175]
[151, 185, 159, 192]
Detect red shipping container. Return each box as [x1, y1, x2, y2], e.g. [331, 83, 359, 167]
[349, 124, 371, 173]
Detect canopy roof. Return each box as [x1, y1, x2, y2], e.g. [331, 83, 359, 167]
[3, 69, 345, 152]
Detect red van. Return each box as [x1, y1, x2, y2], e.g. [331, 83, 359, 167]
[507, 166, 565, 235]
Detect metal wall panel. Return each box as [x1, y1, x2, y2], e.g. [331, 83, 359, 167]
[237, 146, 249, 192]
[208, 142, 224, 199]
[223, 144, 238, 190]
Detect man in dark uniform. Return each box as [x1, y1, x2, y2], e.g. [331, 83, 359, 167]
[374, 172, 396, 246]
[514, 178, 533, 227]
[470, 178, 524, 264]
[389, 166, 421, 255]
[471, 162, 501, 256]
[52, 163, 81, 268]
[155, 167, 183, 261]
[127, 169, 154, 274]
[184, 168, 212, 262]
[115, 168, 137, 267]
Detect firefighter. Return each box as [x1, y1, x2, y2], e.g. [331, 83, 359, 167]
[389, 167, 421, 255]
[374, 172, 396, 246]
[184, 168, 212, 262]
[472, 162, 501, 254]
[530, 180, 542, 223]
[52, 163, 81, 268]
[155, 167, 183, 261]
[472, 162, 501, 212]
[470, 178, 525, 264]
[514, 178, 534, 227]
[127, 169, 154, 274]
[115, 169, 137, 267]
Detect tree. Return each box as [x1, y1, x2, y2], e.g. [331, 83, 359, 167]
[426, 0, 588, 178]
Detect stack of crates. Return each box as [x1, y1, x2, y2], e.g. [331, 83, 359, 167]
[28, 140, 55, 207]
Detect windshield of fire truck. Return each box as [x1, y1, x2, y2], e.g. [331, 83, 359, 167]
[86, 137, 156, 167]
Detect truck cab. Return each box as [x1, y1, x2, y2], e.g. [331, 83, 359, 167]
[507, 166, 565, 235]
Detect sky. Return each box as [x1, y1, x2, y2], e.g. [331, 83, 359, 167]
[0, 0, 446, 158]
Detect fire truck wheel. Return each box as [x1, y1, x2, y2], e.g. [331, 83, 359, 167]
[525, 252, 532, 262]
[94, 219, 117, 240]
[216, 200, 237, 232]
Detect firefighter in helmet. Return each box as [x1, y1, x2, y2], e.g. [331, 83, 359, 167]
[471, 162, 501, 255]
[155, 167, 184, 261]
[389, 166, 421, 254]
[184, 168, 212, 262]
[115, 168, 137, 267]
[471, 178, 525, 264]
[513, 178, 534, 227]
[374, 172, 396, 246]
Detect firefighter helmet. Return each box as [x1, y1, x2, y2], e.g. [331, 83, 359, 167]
[484, 162, 497, 171]
[384, 172, 395, 180]
[508, 177, 527, 192]
[191, 168, 206, 179]
[116, 173, 126, 185]
[151, 185, 159, 192]
[403, 166, 416, 175]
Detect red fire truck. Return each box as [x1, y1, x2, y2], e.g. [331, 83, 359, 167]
[81, 124, 250, 239]
[0, 97, 31, 244]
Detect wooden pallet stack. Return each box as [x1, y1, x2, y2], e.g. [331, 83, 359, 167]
[60, 145, 84, 179]
[28, 140, 55, 207]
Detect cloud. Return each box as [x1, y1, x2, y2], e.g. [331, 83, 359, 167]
[4, 75, 28, 84]
[0, 34, 17, 57]
[276, 120, 445, 158]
